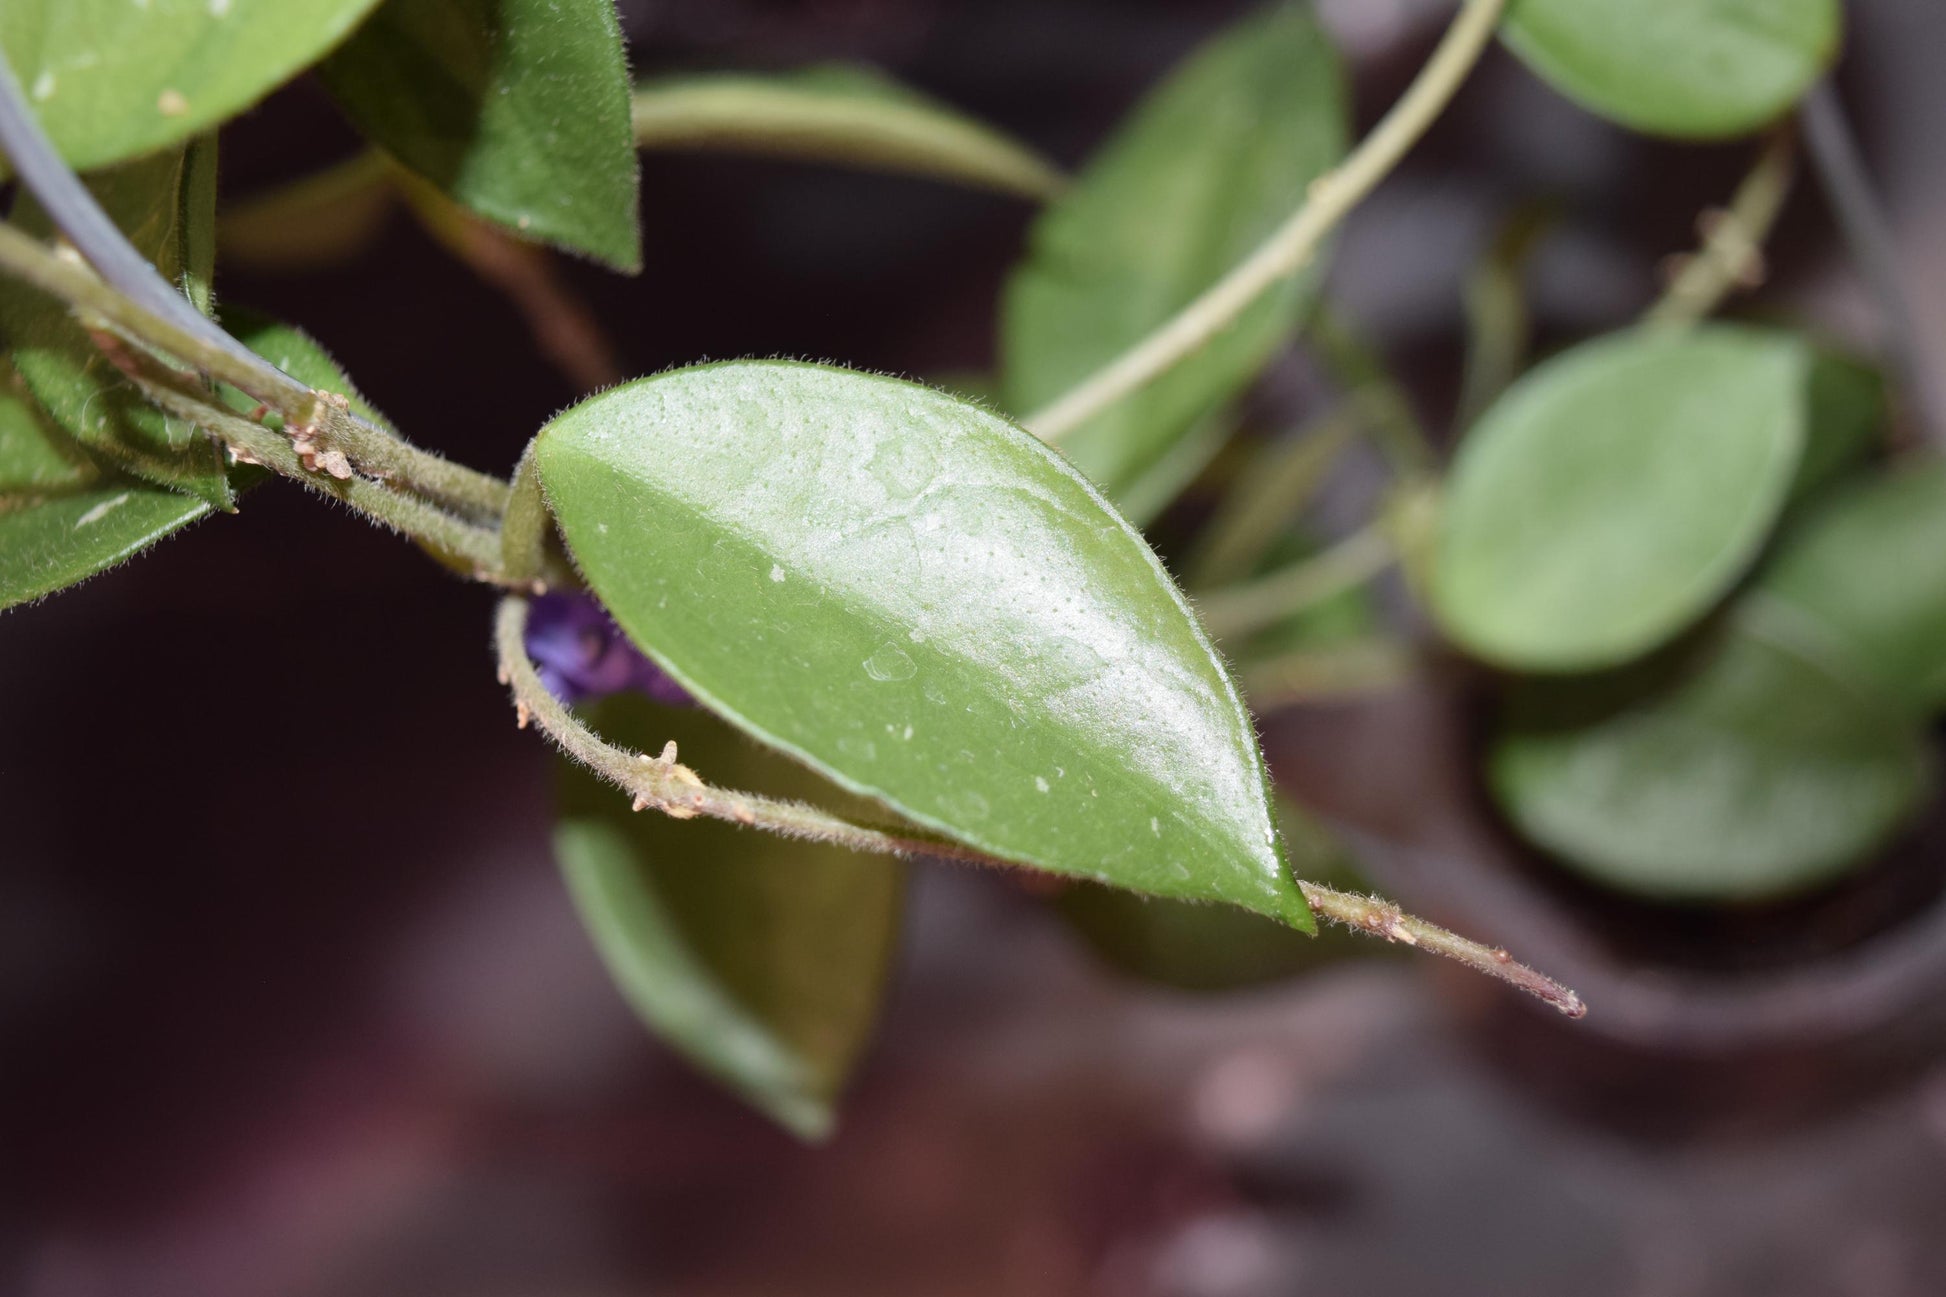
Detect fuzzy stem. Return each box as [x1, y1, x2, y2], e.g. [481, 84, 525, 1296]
[1300, 883, 1586, 1017]
[1024, 0, 1507, 443]
[121, 360, 510, 577]
[494, 596, 997, 861]
[1799, 82, 1946, 447]
[495, 595, 1586, 1017]
[0, 223, 511, 521]
[1644, 127, 1796, 329]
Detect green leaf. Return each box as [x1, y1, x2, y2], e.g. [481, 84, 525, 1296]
[2, 140, 232, 509]
[630, 65, 1064, 200]
[1490, 604, 1929, 902]
[0, 365, 211, 610]
[1791, 351, 1884, 503]
[1000, 3, 1347, 503]
[319, 0, 641, 271]
[1056, 802, 1372, 992]
[1433, 325, 1808, 672]
[555, 696, 904, 1140]
[535, 360, 1309, 928]
[1759, 461, 1946, 715]
[0, 0, 384, 171]
[1502, 0, 1841, 139]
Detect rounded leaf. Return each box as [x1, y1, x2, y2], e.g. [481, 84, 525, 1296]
[1491, 608, 1929, 902]
[556, 697, 904, 1141]
[535, 361, 1308, 928]
[1434, 326, 1807, 672]
[1760, 461, 1946, 714]
[1503, 0, 1841, 139]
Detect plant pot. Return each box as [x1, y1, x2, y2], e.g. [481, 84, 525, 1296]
[1262, 664, 1946, 1136]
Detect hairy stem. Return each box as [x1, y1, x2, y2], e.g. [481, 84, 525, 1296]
[128, 364, 510, 576]
[1024, 0, 1508, 443]
[495, 595, 1585, 1017]
[1799, 82, 1946, 446]
[1299, 884, 1585, 1016]
[495, 596, 996, 860]
[1645, 127, 1796, 329]
[0, 223, 512, 520]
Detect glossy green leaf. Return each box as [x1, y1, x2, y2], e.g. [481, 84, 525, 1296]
[535, 361, 1309, 928]
[630, 65, 1064, 200]
[2, 140, 231, 508]
[1001, 3, 1346, 503]
[1490, 605, 1929, 902]
[1434, 326, 1808, 672]
[0, 0, 383, 171]
[556, 696, 904, 1140]
[1502, 0, 1841, 139]
[0, 366, 211, 610]
[320, 0, 640, 271]
[1056, 802, 1372, 992]
[1760, 461, 1946, 715]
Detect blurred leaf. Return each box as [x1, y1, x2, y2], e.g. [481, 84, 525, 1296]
[2, 140, 232, 508]
[1490, 604, 1929, 902]
[1790, 351, 1885, 503]
[1760, 461, 1946, 715]
[1434, 325, 1807, 672]
[320, 0, 641, 271]
[534, 360, 1309, 927]
[631, 65, 1064, 200]
[556, 696, 904, 1140]
[0, 0, 383, 171]
[1001, 3, 1346, 503]
[219, 150, 397, 272]
[1056, 802, 1372, 992]
[1502, 0, 1841, 139]
[0, 365, 211, 609]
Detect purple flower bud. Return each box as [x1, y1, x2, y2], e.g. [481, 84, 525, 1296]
[524, 591, 693, 708]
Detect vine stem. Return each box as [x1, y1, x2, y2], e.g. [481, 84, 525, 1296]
[1196, 518, 1394, 641]
[1643, 126, 1796, 329]
[1798, 82, 1946, 447]
[494, 595, 1586, 1017]
[0, 224, 510, 523]
[1024, 0, 1508, 443]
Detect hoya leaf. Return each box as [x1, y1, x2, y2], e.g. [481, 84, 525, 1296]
[0, 0, 383, 171]
[556, 696, 904, 1140]
[630, 65, 1064, 200]
[1001, 3, 1346, 503]
[0, 367, 210, 610]
[1433, 326, 1807, 672]
[1759, 461, 1946, 715]
[320, 0, 641, 271]
[2, 140, 232, 508]
[1490, 606, 1929, 902]
[535, 361, 1308, 928]
[1502, 0, 1841, 139]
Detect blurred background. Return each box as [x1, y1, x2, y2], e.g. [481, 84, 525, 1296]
[4, 1, 1946, 1293]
